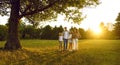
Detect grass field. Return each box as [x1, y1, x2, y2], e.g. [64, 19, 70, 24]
[0, 40, 120, 65]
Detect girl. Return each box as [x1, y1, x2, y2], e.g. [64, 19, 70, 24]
[68, 31, 73, 51]
[58, 32, 63, 51]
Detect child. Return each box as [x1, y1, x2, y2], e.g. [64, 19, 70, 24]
[58, 32, 63, 51]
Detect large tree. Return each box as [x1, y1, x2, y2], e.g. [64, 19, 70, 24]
[0, 0, 99, 50]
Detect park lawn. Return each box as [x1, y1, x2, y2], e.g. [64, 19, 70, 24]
[0, 40, 120, 65]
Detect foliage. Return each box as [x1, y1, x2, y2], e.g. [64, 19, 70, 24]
[85, 28, 93, 39]
[114, 13, 120, 39]
[41, 25, 53, 39]
[113, 21, 120, 39]
[78, 28, 86, 39]
[0, 0, 100, 23]
[0, 23, 119, 40]
[0, 25, 8, 41]
[19, 23, 41, 39]
[116, 13, 120, 21]
[20, 23, 62, 39]
[0, 0, 10, 16]
[51, 26, 64, 39]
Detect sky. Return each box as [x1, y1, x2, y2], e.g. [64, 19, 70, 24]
[80, 0, 120, 30]
[0, 0, 120, 31]
[46, 0, 120, 31]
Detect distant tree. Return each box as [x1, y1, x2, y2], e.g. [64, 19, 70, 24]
[19, 22, 42, 39]
[24, 25, 34, 39]
[19, 22, 26, 39]
[41, 25, 52, 39]
[78, 28, 86, 39]
[51, 25, 64, 39]
[85, 28, 93, 39]
[98, 22, 117, 39]
[116, 13, 120, 21]
[58, 25, 64, 32]
[0, 25, 8, 41]
[112, 13, 120, 39]
[99, 22, 106, 38]
[51, 26, 58, 40]
[25, 17, 40, 28]
[113, 21, 120, 39]
[98, 22, 111, 39]
[0, 0, 99, 49]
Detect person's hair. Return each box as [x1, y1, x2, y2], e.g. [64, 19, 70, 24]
[64, 27, 67, 30]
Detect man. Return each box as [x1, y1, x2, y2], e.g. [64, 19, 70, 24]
[63, 27, 69, 51]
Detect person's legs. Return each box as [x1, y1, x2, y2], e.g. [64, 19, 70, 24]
[73, 39, 78, 50]
[72, 39, 75, 50]
[66, 39, 68, 50]
[59, 41, 60, 50]
[69, 40, 71, 50]
[59, 41, 62, 51]
[76, 39, 78, 50]
[69, 43, 72, 51]
[63, 39, 67, 50]
[69, 40, 73, 51]
[63, 39, 66, 50]
[74, 40, 77, 50]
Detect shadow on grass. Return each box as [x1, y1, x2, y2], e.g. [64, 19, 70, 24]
[18, 49, 76, 65]
[0, 48, 75, 65]
[0, 47, 4, 50]
[0, 48, 119, 65]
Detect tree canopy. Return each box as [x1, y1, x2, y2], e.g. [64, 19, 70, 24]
[0, 0, 99, 23]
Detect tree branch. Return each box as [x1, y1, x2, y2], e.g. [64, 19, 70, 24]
[20, 0, 59, 18]
[25, 17, 34, 24]
[22, 5, 32, 14]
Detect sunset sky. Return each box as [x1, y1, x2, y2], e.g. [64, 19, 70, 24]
[46, 0, 120, 31]
[0, 0, 120, 31]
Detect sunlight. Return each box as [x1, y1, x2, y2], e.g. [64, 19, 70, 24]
[92, 27, 102, 35]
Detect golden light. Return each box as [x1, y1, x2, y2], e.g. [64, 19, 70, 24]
[92, 27, 102, 35]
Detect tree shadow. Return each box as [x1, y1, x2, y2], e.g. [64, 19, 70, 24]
[0, 48, 76, 65]
[0, 48, 117, 65]
[18, 49, 76, 65]
[0, 47, 4, 50]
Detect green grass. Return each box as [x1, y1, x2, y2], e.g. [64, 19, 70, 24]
[0, 40, 120, 65]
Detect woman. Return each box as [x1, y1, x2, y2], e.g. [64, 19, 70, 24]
[72, 27, 81, 50]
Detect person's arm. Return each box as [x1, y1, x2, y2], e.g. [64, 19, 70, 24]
[79, 33, 81, 38]
[77, 32, 81, 38]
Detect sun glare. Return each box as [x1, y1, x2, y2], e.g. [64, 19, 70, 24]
[92, 27, 102, 35]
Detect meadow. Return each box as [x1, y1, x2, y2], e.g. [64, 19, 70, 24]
[0, 40, 120, 65]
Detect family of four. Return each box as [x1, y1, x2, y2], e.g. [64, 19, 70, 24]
[58, 27, 81, 52]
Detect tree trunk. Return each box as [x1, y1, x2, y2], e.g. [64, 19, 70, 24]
[4, 0, 22, 50]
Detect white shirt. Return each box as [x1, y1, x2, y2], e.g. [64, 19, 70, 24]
[68, 34, 72, 39]
[63, 31, 69, 39]
[59, 36, 63, 41]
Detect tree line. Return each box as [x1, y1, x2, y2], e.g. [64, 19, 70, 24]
[0, 21, 120, 41]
